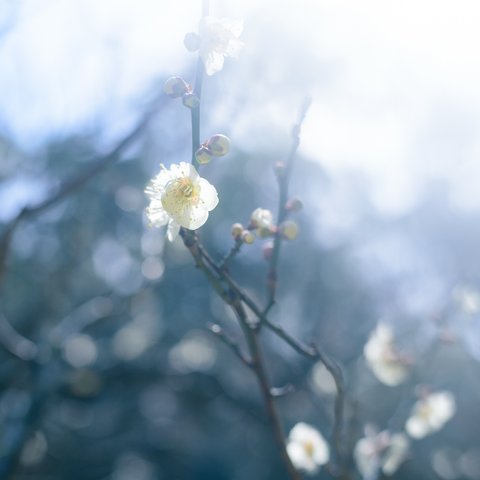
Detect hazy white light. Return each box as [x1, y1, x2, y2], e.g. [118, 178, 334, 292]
[63, 334, 98, 368]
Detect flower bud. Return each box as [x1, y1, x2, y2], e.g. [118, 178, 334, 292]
[280, 220, 299, 240]
[206, 134, 231, 156]
[182, 92, 200, 109]
[242, 230, 255, 244]
[250, 208, 274, 230]
[163, 76, 190, 98]
[231, 223, 243, 238]
[285, 198, 303, 213]
[263, 241, 274, 261]
[184, 32, 201, 52]
[195, 146, 213, 165]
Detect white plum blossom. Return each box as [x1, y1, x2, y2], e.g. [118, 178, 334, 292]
[145, 162, 218, 241]
[286, 422, 329, 474]
[354, 428, 409, 479]
[405, 391, 456, 439]
[185, 17, 244, 76]
[250, 208, 274, 237]
[364, 323, 410, 386]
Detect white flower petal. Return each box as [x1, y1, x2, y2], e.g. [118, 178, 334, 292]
[382, 434, 409, 475]
[406, 416, 429, 439]
[203, 50, 225, 76]
[364, 323, 409, 386]
[176, 204, 209, 230]
[354, 437, 379, 480]
[224, 19, 243, 38]
[198, 178, 219, 211]
[146, 198, 169, 226]
[167, 220, 180, 242]
[287, 443, 318, 474]
[224, 38, 244, 57]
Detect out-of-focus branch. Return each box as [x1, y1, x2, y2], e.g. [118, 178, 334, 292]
[0, 99, 163, 284]
[207, 322, 252, 368]
[231, 301, 303, 480]
[265, 97, 311, 313]
[0, 312, 38, 362]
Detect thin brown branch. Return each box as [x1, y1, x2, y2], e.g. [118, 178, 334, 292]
[220, 238, 244, 270]
[231, 301, 302, 480]
[207, 322, 252, 368]
[265, 97, 312, 310]
[192, 227, 346, 472]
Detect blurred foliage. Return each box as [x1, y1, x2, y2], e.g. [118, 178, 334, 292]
[1, 94, 480, 480]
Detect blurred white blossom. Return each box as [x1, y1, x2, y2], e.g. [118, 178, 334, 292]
[364, 323, 410, 386]
[354, 428, 409, 479]
[406, 391, 456, 439]
[185, 17, 244, 76]
[250, 207, 274, 237]
[145, 162, 218, 241]
[286, 422, 329, 474]
[452, 284, 480, 315]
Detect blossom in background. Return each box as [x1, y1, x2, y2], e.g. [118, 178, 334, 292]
[286, 422, 329, 474]
[185, 17, 244, 75]
[354, 428, 409, 479]
[250, 208, 274, 237]
[405, 391, 456, 439]
[145, 162, 218, 241]
[364, 323, 410, 386]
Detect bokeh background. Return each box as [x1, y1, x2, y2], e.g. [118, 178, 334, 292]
[1, 1, 480, 479]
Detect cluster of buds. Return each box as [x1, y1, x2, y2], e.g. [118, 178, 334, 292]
[163, 76, 200, 109]
[230, 201, 302, 256]
[195, 134, 231, 165]
[231, 222, 254, 244]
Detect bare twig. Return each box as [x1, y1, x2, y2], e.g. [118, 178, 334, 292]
[220, 238, 244, 270]
[0, 312, 38, 362]
[231, 301, 302, 480]
[265, 97, 312, 312]
[207, 322, 252, 368]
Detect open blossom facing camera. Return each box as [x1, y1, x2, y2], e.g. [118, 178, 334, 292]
[145, 162, 218, 241]
[286, 422, 329, 474]
[354, 429, 409, 479]
[405, 391, 456, 439]
[364, 323, 410, 386]
[185, 17, 244, 75]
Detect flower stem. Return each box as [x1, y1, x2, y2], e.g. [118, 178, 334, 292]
[190, 0, 208, 168]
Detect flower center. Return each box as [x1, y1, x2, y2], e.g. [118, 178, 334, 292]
[161, 177, 199, 215]
[303, 440, 315, 458]
[418, 402, 433, 420]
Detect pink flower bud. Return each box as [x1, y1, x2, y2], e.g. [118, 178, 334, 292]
[163, 76, 190, 98]
[182, 92, 200, 109]
[195, 146, 213, 165]
[206, 134, 231, 156]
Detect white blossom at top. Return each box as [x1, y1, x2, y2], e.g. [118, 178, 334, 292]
[286, 422, 329, 475]
[405, 391, 456, 439]
[364, 323, 410, 386]
[354, 428, 409, 479]
[185, 17, 244, 76]
[145, 162, 218, 241]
